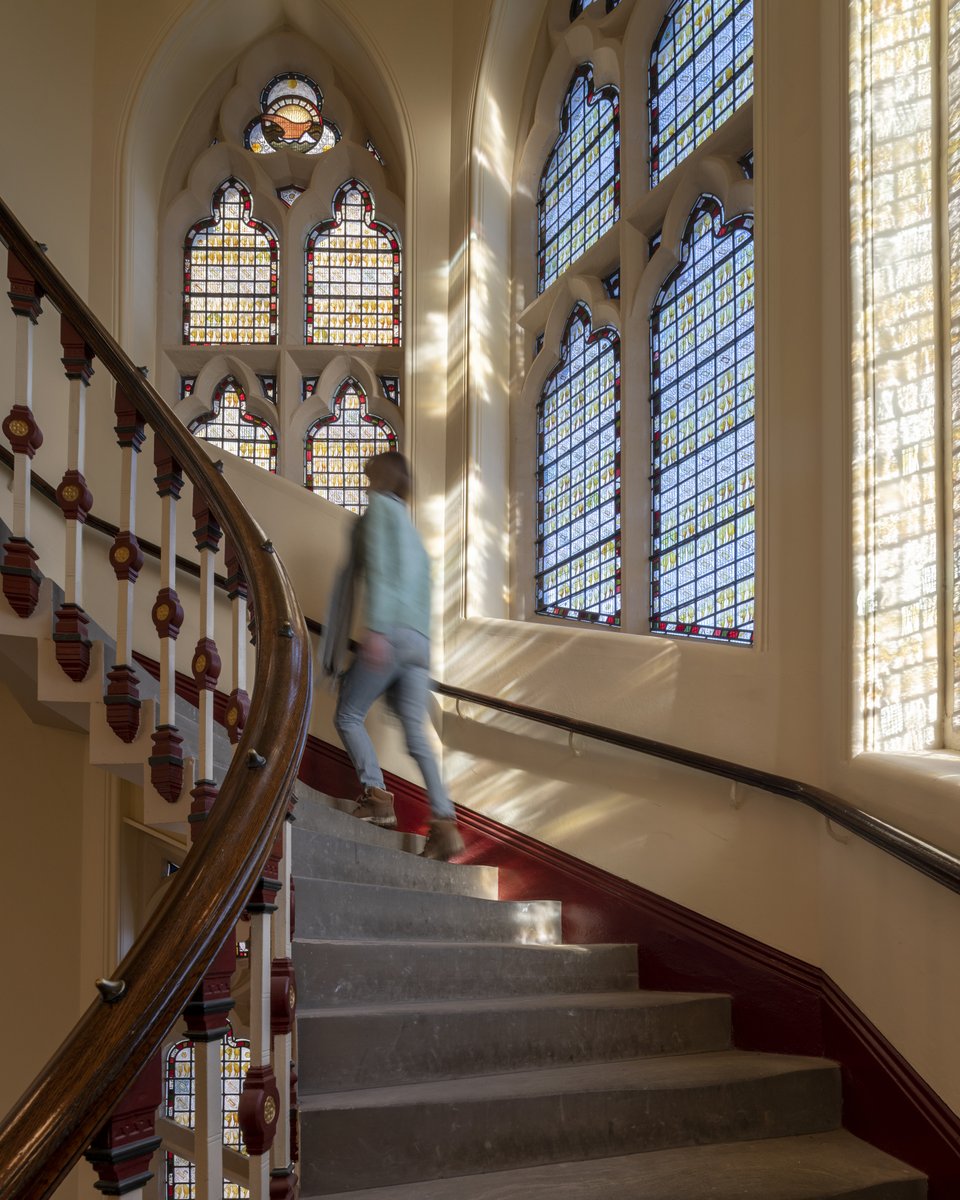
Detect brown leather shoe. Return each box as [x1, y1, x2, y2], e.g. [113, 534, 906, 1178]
[352, 786, 397, 828]
[420, 819, 465, 862]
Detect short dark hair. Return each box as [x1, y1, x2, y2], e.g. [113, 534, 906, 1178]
[364, 450, 411, 501]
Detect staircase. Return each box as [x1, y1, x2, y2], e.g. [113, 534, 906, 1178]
[290, 786, 926, 1199]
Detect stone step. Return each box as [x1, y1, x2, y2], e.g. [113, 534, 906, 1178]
[296, 990, 732, 1093]
[293, 786, 426, 855]
[298, 1050, 842, 1194]
[293, 938, 638, 1007]
[292, 877, 561, 944]
[292, 825, 497, 899]
[306, 1129, 926, 1200]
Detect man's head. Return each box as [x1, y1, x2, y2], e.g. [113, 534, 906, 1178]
[364, 450, 411, 501]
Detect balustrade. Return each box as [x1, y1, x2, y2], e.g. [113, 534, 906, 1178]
[0, 196, 310, 1200]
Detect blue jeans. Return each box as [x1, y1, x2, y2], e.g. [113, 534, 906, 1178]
[334, 627, 455, 820]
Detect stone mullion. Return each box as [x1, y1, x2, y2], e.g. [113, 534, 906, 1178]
[223, 538, 251, 742]
[1, 250, 44, 618]
[148, 437, 185, 803]
[53, 316, 95, 680]
[190, 490, 223, 827]
[105, 385, 146, 743]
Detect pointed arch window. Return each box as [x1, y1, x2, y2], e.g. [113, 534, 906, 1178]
[305, 379, 398, 513]
[164, 1026, 251, 1199]
[183, 179, 278, 345]
[189, 376, 278, 472]
[538, 67, 620, 294]
[537, 303, 621, 625]
[649, 0, 754, 187]
[650, 196, 754, 643]
[305, 181, 402, 346]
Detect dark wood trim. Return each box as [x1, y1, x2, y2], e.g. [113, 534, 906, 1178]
[295, 735, 959, 1198]
[0, 197, 312, 1199]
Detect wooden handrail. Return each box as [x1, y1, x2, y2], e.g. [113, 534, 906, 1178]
[3, 440, 958, 902]
[0, 201, 312, 1197]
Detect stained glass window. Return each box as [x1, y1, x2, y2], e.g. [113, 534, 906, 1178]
[305, 181, 402, 346]
[305, 378, 398, 513]
[244, 73, 340, 156]
[190, 377, 278, 472]
[302, 377, 318, 402]
[649, 0, 753, 187]
[602, 268, 621, 298]
[378, 375, 400, 404]
[569, 0, 620, 19]
[256, 375, 277, 403]
[536, 303, 620, 625]
[180, 377, 196, 401]
[183, 180, 278, 345]
[278, 186, 304, 207]
[738, 149, 754, 179]
[365, 139, 386, 165]
[164, 1028, 251, 1199]
[650, 196, 754, 643]
[538, 67, 619, 293]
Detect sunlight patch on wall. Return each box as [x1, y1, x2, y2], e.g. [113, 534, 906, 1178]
[850, 0, 938, 752]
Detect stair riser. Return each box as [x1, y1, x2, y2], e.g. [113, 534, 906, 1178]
[292, 829, 497, 899]
[300, 1067, 842, 1193]
[294, 941, 639, 1007]
[297, 998, 732, 1092]
[295, 800, 426, 854]
[293, 878, 561, 944]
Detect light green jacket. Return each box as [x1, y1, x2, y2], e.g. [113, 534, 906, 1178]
[360, 491, 431, 639]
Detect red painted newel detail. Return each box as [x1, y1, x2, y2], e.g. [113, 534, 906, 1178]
[55, 468, 93, 522]
[54, 602, 91, 681]
[108, 531, 144, 582]
[1, 536, 41, 617]
[189, 779, 220, 832]
[192, 493, 222, 553]
[59, 314, 95, 383]
[149, 724, 184, 803]
[153, 436, 183, 500]
[224, 687, 250, 745]
[84, 1050, 162, 1196]
[270, 958, 296, 1037]
[238, 1064, 281, 1156]
[289, 1060, 300, 1164]
[182, 936, 235, 1042]
[2, 404, 43, 458]
[6, 249, 43, 322]
[270, 1164, 298, 1199]
[225, 539, 247, 601]
[104, 664, 141, 742]
[151, 586, 184, 640]
[192, 635, 222, 690]
[114, 385, 145, 451]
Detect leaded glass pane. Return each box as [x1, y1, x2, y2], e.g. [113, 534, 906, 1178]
[536, 303, 621, 625]
[538, 67, 620, 293]
[650, 197, 754, 644]
[190, 377, 278, 473]
[305, 181, 402, 346]
[569, 0, 620, 19]
[163, 1030, 251, 1200]
[649, 0, 754, 187]
[305, 379, 398, 513]
[244, 73, 340, 156]
[183, 180, 278, 345]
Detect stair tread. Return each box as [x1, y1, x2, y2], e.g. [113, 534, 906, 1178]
[305, 1130, 925, 1200]
[294, 936, 633, 952]
[297, 989, 727, 1020]
[299, 1049, 837, 1112]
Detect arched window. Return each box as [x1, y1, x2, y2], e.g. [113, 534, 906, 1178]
[305, 181, 402, 346]
[537, 303, 620, 625]
[305, 378, 398, 513]
[189, 376, 278, 472]
[650, 196, 754, 643]
[165, 1027, 251, 1199]
[538, 67, 619, 293]
[649, 0, 754, 187]
[183, 179, 278, 345]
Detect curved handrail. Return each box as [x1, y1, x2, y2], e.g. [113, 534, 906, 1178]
[0, 201, 312, 1197]
[434, 682, 960, 897]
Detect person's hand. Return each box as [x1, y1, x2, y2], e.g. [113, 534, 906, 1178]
[360, 630, 392, 671]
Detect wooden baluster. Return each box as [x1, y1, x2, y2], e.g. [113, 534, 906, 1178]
[53, 316, 95, 680]
[84, 1049, 162, 1198]
[239, 833, 283, 1199]
[269, 805, 297, 1199]
[105, 385, 145, 742]
[183, 936, 236, 1198]
[223, 538, 251, 743]
[1, 249, 44, 617]
[190, 490, 223, 827]
[149, 436, 185, 802]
